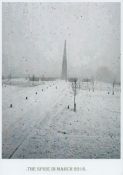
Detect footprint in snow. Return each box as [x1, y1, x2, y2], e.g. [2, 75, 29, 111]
[10, 104, 12, 108]
[58, 131, 67, 134]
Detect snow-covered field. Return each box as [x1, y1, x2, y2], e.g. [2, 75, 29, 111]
[2, 79, 120, 159]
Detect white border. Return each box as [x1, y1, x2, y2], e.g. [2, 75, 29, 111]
[0, 0, 122, 2]
[0, 1, 123, 175]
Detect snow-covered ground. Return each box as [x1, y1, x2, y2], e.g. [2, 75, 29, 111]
[2, 79, 120, 159]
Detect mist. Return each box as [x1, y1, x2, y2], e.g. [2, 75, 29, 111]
[2, 2, 120, 82]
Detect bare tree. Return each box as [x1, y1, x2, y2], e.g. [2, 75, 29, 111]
[8, 73, 12, 85]
[92, 78, 95, 92]
[72, 78, 77, 112]
[8, 73, 11, 80]
[2, 75, 4, 80]
[86, 78, 89, 91]
[112, 80, 115, 95]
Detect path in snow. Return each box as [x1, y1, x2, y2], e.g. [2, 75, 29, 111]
[2, 80, 120, 159]
[2, 81, 69, 158]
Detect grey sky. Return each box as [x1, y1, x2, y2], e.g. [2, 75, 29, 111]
[2, 2, 120, 80]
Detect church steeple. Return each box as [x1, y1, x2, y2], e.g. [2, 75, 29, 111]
[61, 40, 67, 80]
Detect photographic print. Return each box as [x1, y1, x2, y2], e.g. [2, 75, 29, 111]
[2, 2, 121, 159]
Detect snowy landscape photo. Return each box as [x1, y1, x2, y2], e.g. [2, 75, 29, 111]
[2, 2, 120, 159]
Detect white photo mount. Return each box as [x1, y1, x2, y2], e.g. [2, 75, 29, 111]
[0, 0, 123, 174]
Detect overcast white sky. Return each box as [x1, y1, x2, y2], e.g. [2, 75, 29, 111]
[2, 2, 120, 80]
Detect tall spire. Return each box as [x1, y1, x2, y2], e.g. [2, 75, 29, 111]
[61, 40, 67, 80]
